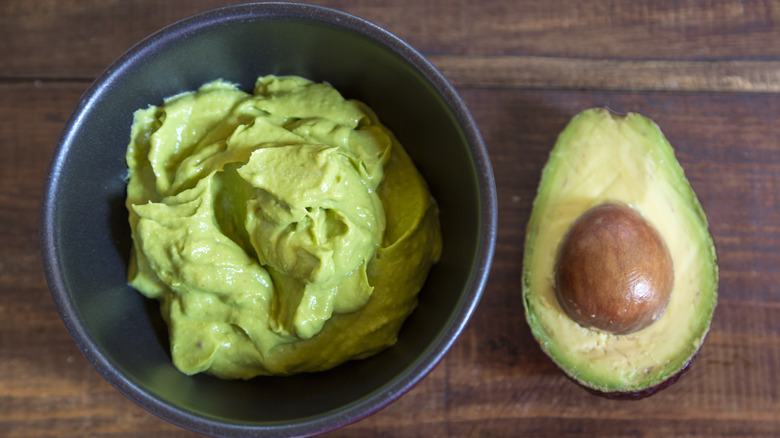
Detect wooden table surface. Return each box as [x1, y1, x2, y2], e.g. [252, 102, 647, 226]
[2, 1, 778, 437]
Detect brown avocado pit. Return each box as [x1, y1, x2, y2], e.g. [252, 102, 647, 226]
[554, 202, 674, 335]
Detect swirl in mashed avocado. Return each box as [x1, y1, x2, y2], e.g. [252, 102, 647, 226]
[125, 75, 442, 378]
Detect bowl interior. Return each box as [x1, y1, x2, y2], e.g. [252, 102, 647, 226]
[42, 3, 494, 436]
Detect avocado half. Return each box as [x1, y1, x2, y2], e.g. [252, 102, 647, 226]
[522, 108, 718, 398]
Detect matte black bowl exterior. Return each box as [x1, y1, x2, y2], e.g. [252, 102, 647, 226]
[40, 3, 496, 437]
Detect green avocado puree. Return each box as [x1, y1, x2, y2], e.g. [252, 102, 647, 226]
[125, 75, 442, 378]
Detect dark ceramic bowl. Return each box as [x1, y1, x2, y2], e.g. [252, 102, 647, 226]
[40, 3, 496, 437]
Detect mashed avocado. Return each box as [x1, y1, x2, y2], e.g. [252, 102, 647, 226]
[125, 75, 442, 378]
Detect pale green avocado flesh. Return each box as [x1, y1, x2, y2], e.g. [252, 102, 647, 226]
[126, 76, 442, 378]
[522, 108, 718, 394]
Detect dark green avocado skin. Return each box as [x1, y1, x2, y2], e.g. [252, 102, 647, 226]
[582, 352, 698, 400]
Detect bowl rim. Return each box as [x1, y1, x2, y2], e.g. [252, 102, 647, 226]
[40, 2, 497, 436]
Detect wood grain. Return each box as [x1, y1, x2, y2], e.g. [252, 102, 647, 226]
[4, 0, 780, 82]
[1, 1, 779, 437]
[430, 55, 780, 92]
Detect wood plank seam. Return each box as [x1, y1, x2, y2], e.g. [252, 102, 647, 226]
[429, 55, 780, 93]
